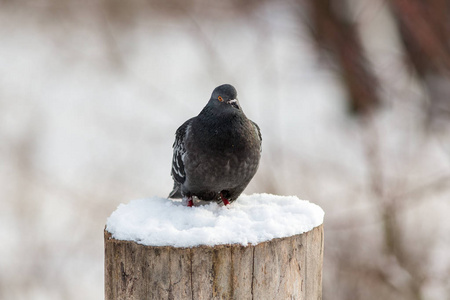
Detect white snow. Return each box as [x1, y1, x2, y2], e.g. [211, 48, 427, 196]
[106, 193, 324, 247]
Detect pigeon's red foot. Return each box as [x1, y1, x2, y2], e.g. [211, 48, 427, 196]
[184, 196, 194, 207]
[220, 193, 230, 206]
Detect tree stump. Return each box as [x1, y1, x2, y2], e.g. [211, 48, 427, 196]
[104, 224, 323, 300]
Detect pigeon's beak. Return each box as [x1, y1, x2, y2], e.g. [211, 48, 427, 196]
[227, 99, 240, 110]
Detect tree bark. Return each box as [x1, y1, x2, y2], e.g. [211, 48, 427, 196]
[105, 224, 323, 300]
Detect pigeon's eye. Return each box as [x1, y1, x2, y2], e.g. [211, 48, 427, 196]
[218, 96, 224, 102]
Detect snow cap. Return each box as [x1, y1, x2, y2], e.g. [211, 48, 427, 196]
[106, 193, 324, 247]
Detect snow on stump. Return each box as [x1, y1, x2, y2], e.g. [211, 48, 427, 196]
[104, 193, 324, 300]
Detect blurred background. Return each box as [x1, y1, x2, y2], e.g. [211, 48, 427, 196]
[1, 0, 450, 299]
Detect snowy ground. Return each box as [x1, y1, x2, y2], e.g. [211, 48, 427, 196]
[1, 1, 449, 299]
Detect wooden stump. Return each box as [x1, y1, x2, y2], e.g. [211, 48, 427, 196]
[104, 224, 323, 300]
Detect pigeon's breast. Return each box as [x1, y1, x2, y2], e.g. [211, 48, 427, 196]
[183, 118, 260, 191]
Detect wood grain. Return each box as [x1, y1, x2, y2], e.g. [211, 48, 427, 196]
[105, 224, 323, 300]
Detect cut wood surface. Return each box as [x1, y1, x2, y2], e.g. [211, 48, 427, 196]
[105, 224, 323, 300]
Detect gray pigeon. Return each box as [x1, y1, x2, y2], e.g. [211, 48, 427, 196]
[169, 84, 262, 207]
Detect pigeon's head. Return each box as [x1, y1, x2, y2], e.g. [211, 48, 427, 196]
[210, 84, 241, 111]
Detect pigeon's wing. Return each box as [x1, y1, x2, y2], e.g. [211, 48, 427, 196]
[171, 118, 194, 185]
[251, 120, 262, 152]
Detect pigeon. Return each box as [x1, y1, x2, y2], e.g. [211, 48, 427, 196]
[168, 84, 262, 207]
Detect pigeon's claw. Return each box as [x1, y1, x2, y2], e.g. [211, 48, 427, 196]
[183, 196, 194, 207]
[220, 193, 230, 206]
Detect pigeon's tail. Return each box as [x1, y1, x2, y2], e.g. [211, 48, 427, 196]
[168, 181, 182, 199]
